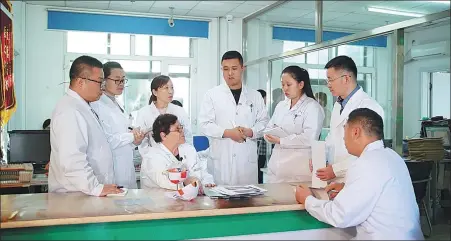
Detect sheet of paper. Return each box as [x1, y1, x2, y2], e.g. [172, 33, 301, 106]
[263, 127, 289, 138]
[311, 141, 327, 188]
[107, 188, 128, 197]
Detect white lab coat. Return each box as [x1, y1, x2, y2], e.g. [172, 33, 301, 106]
[140, 143, 215, 190]
[48, 89, 114, 196]
[305, 140, 423, 240]
[90, 94, 137, 189]
[135, 102, 193, 157]
[198, 84, 269, 185]
[266, 95, 325, 183]
[325, 88, 384, 182]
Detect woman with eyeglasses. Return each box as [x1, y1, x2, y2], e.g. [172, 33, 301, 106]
[91, 61, 146, 189]
[264, 66, 325, 183]
[140, 114, 215, 192]
[135, 75, 193, 157]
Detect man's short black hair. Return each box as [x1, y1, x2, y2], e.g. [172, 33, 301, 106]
[324, 55, 358, 79]
[42, 119, 51, 130]
[69, 55, 103, 83]
[221, 50, 243, 66]
[257, 89, 266, 98]
[152, 114, 178, 143]
[347, 108, 384, 140]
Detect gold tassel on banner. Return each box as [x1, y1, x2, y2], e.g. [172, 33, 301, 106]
[1, 0, 16, 127]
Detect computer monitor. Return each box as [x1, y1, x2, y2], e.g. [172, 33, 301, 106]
[424, 126, 450, 148]
[7, 130, 50, 164]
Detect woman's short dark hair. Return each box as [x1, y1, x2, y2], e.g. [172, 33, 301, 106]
[103, 61, 123, 79]
[171, 100, 183, 107]
[149, 75, 171, 104]
[152, 114, 178, 143]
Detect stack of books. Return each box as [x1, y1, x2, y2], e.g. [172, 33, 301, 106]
[0, 163, 34, 187]
[407, 138, 445, 160]
[204, 185, 267, 199]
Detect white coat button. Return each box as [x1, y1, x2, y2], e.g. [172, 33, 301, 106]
[233, 154, 236, 157]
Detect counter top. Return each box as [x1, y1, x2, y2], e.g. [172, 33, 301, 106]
[0, 183, 327, 229]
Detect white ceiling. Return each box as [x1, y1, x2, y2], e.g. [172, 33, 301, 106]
[24, 1, 450, 30]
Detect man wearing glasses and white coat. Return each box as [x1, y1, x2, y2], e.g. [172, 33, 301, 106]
[312, 56, 384, 183]
[198, 51, 269, 185]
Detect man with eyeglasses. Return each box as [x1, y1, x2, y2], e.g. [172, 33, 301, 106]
[312, 55, 384, 184]
[48, 55, 123, 197]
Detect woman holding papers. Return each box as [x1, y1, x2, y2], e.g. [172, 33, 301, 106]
[264, 66, 325, 183]
[135, 75, 193, 157]
[140, 114, 215, 193]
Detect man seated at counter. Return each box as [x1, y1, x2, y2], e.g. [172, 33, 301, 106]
[48, 55, 123, 197]
[140, 114, 216, 193]
[295, 108, 423, 240]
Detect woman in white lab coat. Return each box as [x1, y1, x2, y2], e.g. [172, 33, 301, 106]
[91, 62, 145, 189]
[135, 75, 193, 157]
[140, 114, 215, 192]
[265, 66, 325, 183]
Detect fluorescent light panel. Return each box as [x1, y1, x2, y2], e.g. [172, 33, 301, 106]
[367, 7, 425, 18]
[427, 1, 451, 4]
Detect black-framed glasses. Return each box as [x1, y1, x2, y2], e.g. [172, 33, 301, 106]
[79, 77, 104, 86]
[107, 77, 128, 85]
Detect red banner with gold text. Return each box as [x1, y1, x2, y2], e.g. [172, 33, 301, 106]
[0, 0, 15, 127]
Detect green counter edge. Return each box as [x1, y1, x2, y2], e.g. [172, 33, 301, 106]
[1, 210, 331, 240]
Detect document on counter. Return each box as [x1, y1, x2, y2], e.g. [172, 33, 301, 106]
[311, 141, 327, 189]
[205, 185, 267, 199]
[107, 188, 128, 197]
[263, 126, 289, 138]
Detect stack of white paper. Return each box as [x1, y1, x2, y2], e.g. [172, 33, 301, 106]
[205, 185, 267, 199]
[263, 126, 289, 138]
[311, 141, 327, 188]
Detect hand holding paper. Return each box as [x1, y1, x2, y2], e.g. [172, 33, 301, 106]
[311, 141, 327, 188]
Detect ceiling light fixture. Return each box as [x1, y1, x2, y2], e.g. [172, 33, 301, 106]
[367, 7, 425, 17]
[427, 1, 450, 4]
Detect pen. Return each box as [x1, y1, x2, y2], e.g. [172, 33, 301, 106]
[117, 186, 124, 189]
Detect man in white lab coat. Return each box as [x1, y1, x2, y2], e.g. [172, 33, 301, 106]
[48, 55, 123, 197]
[315, 55, 384, 183]
[296, 108, 423, 240]
[198, 51, 269, 185]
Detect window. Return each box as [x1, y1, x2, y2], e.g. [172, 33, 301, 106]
[168, 65, 191, 114]
[282, 41, 306, 63]
[337, 45, 364, 67]
[67, 31, 108, 54]
[135, 35, 150, 56]
[110, 33, 131, 55]
[152, 36, 191, 57]
[306, 42, 328, 65]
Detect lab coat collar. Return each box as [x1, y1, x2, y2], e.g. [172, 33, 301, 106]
[67, 89, 103, 128]
[289, 93, 307, 111]
[157, 143, 181, 163]
[333, 88, 366, 127]
[220, 83, 249, 105]
[361, 140, 384, 155]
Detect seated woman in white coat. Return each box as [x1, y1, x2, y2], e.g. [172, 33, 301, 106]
[90, 62, 145, 189]
[265, 66, 325, 183]
[140, 114, 215, 192]
[135, 75, 193, 157]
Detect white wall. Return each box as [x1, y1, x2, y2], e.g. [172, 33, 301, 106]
[403, 22, 451, 138]
[7, 4, 243, 133]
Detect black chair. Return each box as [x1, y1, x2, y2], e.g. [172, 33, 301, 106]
[405, 161, 434, 237]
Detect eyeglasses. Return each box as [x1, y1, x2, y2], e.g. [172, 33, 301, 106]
[326, 75, 348, 84]
[79, 77, 104, 86]
[170, 125, 184, 133]
[107, 77, 128, 85]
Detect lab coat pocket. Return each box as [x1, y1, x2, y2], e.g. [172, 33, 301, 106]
[246, 141, 258, 164]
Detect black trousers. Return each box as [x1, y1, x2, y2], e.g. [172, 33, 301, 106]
[258, 155, 266, 184]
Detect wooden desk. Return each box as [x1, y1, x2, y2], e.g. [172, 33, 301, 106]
[0, 183, 353, 240]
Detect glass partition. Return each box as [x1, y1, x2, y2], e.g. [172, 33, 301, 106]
[267, 34, 393, 140]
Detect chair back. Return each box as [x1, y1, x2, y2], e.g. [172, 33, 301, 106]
[405, 161, 433, 203]
[193, 136, 209, 152]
